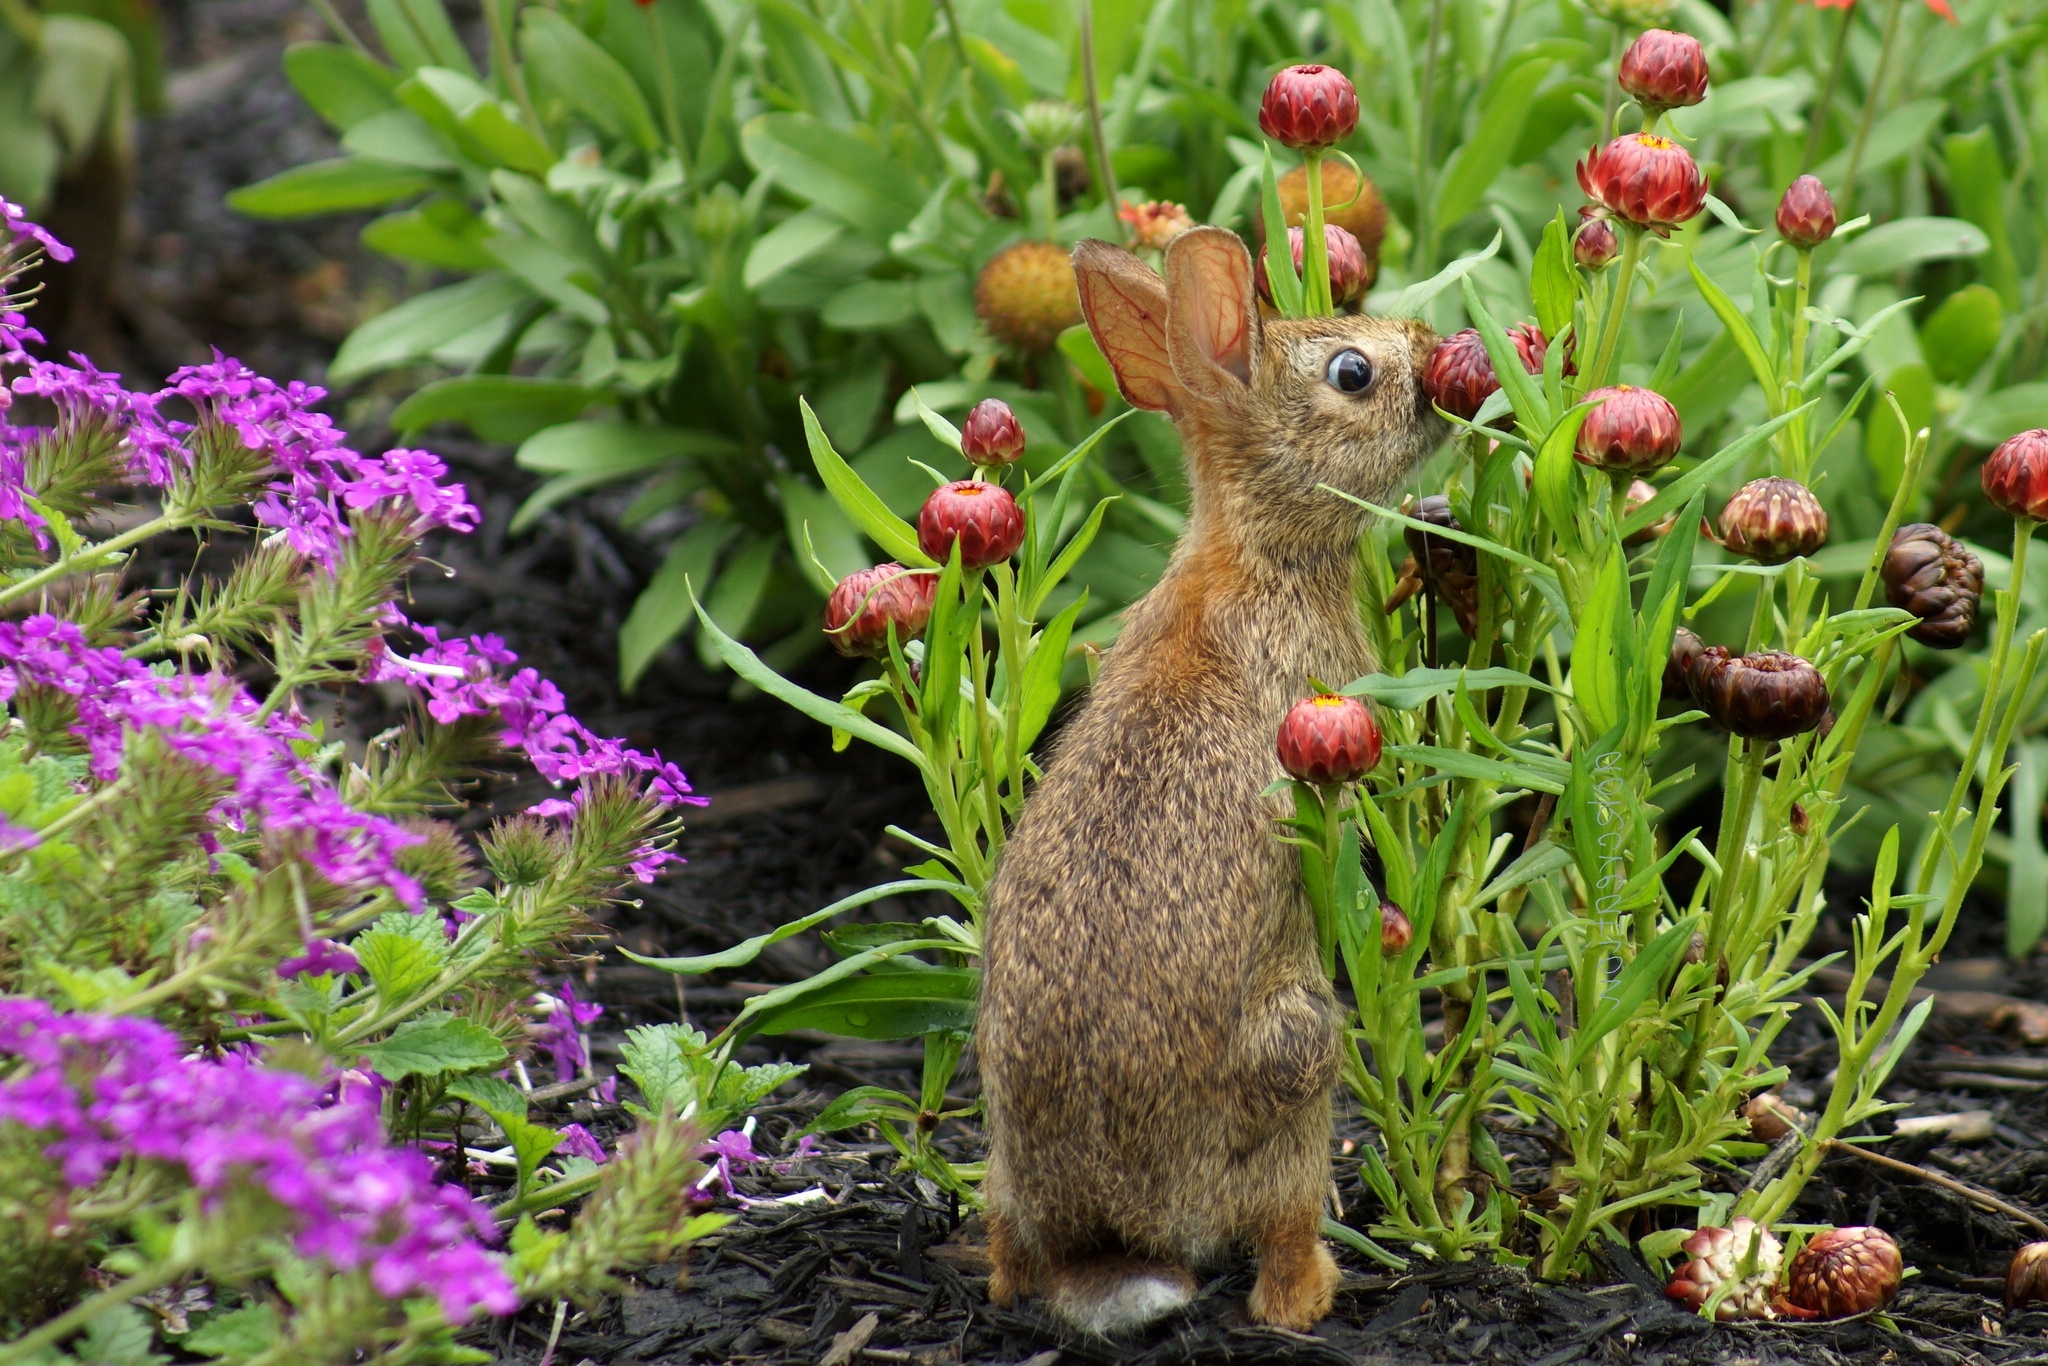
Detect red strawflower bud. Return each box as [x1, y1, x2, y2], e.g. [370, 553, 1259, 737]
[918, 480, 1026, 570]
[1690, 650, 1830, 741]
[1883, 523, 1984, 649]
[1577, 134, 1707, 233]
[1575, 216, 1620, 269]
[1664, 626, 1705, 701]
[960, 398, 1026, 467]
[1277, 693, 1382, 785]
[1258, 65, 1359, 151]
[1403, 494, 1480, 637]
[824, 563, 936, 658]
[2006, 1242, 2048, 1310]
[1784, 1227, 1903, 1320]
[1618, 29, 1710, 115]
[1624, 478, 1675, 545]
[1379, 900, 1413, 954]
[1982, 429, 2048, 521]
[1776, 175, 1838, 249]
[1575, 385, 1683, 473]
[1258, 224, 1370, 306]
[1666, 1218, 1784, 1321]
[1420, 324, 1554, 422]
[1717, 477, 1829, 563]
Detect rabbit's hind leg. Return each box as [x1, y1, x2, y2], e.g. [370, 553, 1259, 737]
[1246, 1193, 1340, 1331]
[986, 1206, 1036, 1306]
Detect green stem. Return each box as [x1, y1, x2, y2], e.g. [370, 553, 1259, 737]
[1585, 226, 1644, 388]
[1411, 0, 1450, 273]
[0, 513, 188, 608]
[644, 2, 690, 163]
[1302, 150, 1332, 316]
[482, 0, 548, 152]
[1672, 738, 1768, 1092]
[1840, 0, 1906, 215]
[1785, 248, 1814, 475]
[1078, 0, 1119, 218]
[308, 0, 373, 54]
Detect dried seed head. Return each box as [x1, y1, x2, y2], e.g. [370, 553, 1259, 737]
[824, 563, 937, 658]
[1776, 175, 1839, 249]
[1666, 1217, 1785, 1321]
[1743, 1092, 1807, 1142]
[1578, 134, 1708, 233]
[1576, 385, 1684, 473]
[1719, 477, 1829, 563]
[1403, 494, 1481, 636]
[1277, 693, 1382, 785]
[1784, 1227, 1903, 1320]
[960, 398, 1026, 468]
[1882, 523, 1984, 649]
[917, 482, 1026, 570]
[1117, 199, 1197, 252]
[1258, 65, 1360, 150]
[1691, 650, 1830, 741]
[975, 240, 1082, 354]
[1275, 161, 1387, 269]
[1618, 29, 1710, 115]
[1664, 626, 1706, 702]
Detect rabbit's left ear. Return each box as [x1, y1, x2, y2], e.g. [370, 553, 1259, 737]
[1164, 226, 1260, 399]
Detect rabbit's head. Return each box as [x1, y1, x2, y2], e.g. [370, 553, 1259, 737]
[1075, 228, 1443, 561]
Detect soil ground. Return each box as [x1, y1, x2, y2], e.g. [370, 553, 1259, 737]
[61, 3, 2048, 1362]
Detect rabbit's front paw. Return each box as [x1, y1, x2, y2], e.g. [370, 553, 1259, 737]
[1247, 1223, 1340, 1331]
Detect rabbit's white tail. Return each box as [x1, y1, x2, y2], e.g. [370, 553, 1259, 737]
[1044, 1256, 1196, 1336]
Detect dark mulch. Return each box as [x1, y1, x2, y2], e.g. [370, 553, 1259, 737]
[63, 3, 2048, 1361]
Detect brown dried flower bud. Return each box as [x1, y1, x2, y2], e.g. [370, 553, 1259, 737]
[1784, 1227, 1903, 1320]
[1776, 175, 1838, 249]
[1984, 429, 2048, 521]
[1379, 899, 1414, 954]
[1718, 477, 1829, 563]
[1743, 1092, 1806, 1142]
[1691, 650, 1830, 741]
[1666, 1218, 1784, 1321]
[1664, 627, 1706, 702]
[1790, 801, 1811, 836]
[2006, 1242, 2048, 1311]
[1882, 523, 1984, 649]
[1618, 29, 1710, 115]
[1403, 494, 1480, 636]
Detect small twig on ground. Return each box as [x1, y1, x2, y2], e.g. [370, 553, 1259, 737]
[1825, 1138, 2048, 1237]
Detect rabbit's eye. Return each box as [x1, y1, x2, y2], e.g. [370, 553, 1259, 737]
[1326, 349, 1373, 394]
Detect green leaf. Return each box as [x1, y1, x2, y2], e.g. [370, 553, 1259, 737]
[691, 583, 931, 772]
[330, 272, 530, 381]
[447, 1074, 528, 1117]
[1381, 231, 1501, 317]
[79, 1305, 166, 1366]
[1570, 547, 1628, 738]
[1531, 212, 1575, 340]
[1344, 667, 1554, 710]
[617, 1022, 702, 1115]
[228, 156, 439, 220]
[283, 41, 400, 131]
[341, 108, 458, 170]
[354, 929, 441, 1005]
[822, 278, 920, 330]
[366, 0, 475, 74]
[803, 399, 931, 566]
[2008, 741, 2048, 959]
[738, 965, 980, 1041]
[520, 8, 660, 151]
[359, 1015, 508, 1080]
[1433, 57, 1552, 232]
[739, 113, 926, 242]
[781, 475, 869, 596]
[1956, 382, 2048, 448]
[1919, 284, 2003, 384]
[618, 521, 740, 689]
[184, 1304, 282, 1359]
[622, 879, 964, 975]
[801, 1084, 919, 1134]
[1017, 595, 1085, 750]
[1388, 744, 1569, 794]
[743, 207, 844, 290]
[698, 538, 777, 657]
[392, 375, 597, 444]
[361, 198, 497, 269]
[1833, 217, 1989, 277]
[1944, 126, 2021, 308]
[1686, 255, 1777, 410]
[1257, 146, 1304, 317]
[1532, 401, 1596, 548]
[1620, 405, 1806, 538]
[1057, 323, 1117, 396]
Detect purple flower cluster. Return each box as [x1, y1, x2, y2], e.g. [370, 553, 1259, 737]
[0, 615, 424, 906]
[0, 1000, 516, 1320]
[532, 978, 603, 1083]
[2, 197, 74, 266]
[369, 612, 706, 881]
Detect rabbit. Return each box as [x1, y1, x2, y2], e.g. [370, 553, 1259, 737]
[976, 226, 1444, 1337]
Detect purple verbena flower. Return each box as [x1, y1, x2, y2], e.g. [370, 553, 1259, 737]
[532, 979, 602, 1084]
[1, 198, 74, 265]
[555, 1123, 608, 1165]
[279, 939, 362, 979]
[0, 1001, 516, 1321]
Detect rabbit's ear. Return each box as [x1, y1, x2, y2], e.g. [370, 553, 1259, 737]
[1074, 239, 1181, 414]
[1164, 227, 1259, 399]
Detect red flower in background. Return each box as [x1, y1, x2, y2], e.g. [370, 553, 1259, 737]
[1809, 0, 1954, 19]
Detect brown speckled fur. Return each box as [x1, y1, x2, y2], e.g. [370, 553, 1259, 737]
[979, 228, 1443, 1335]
